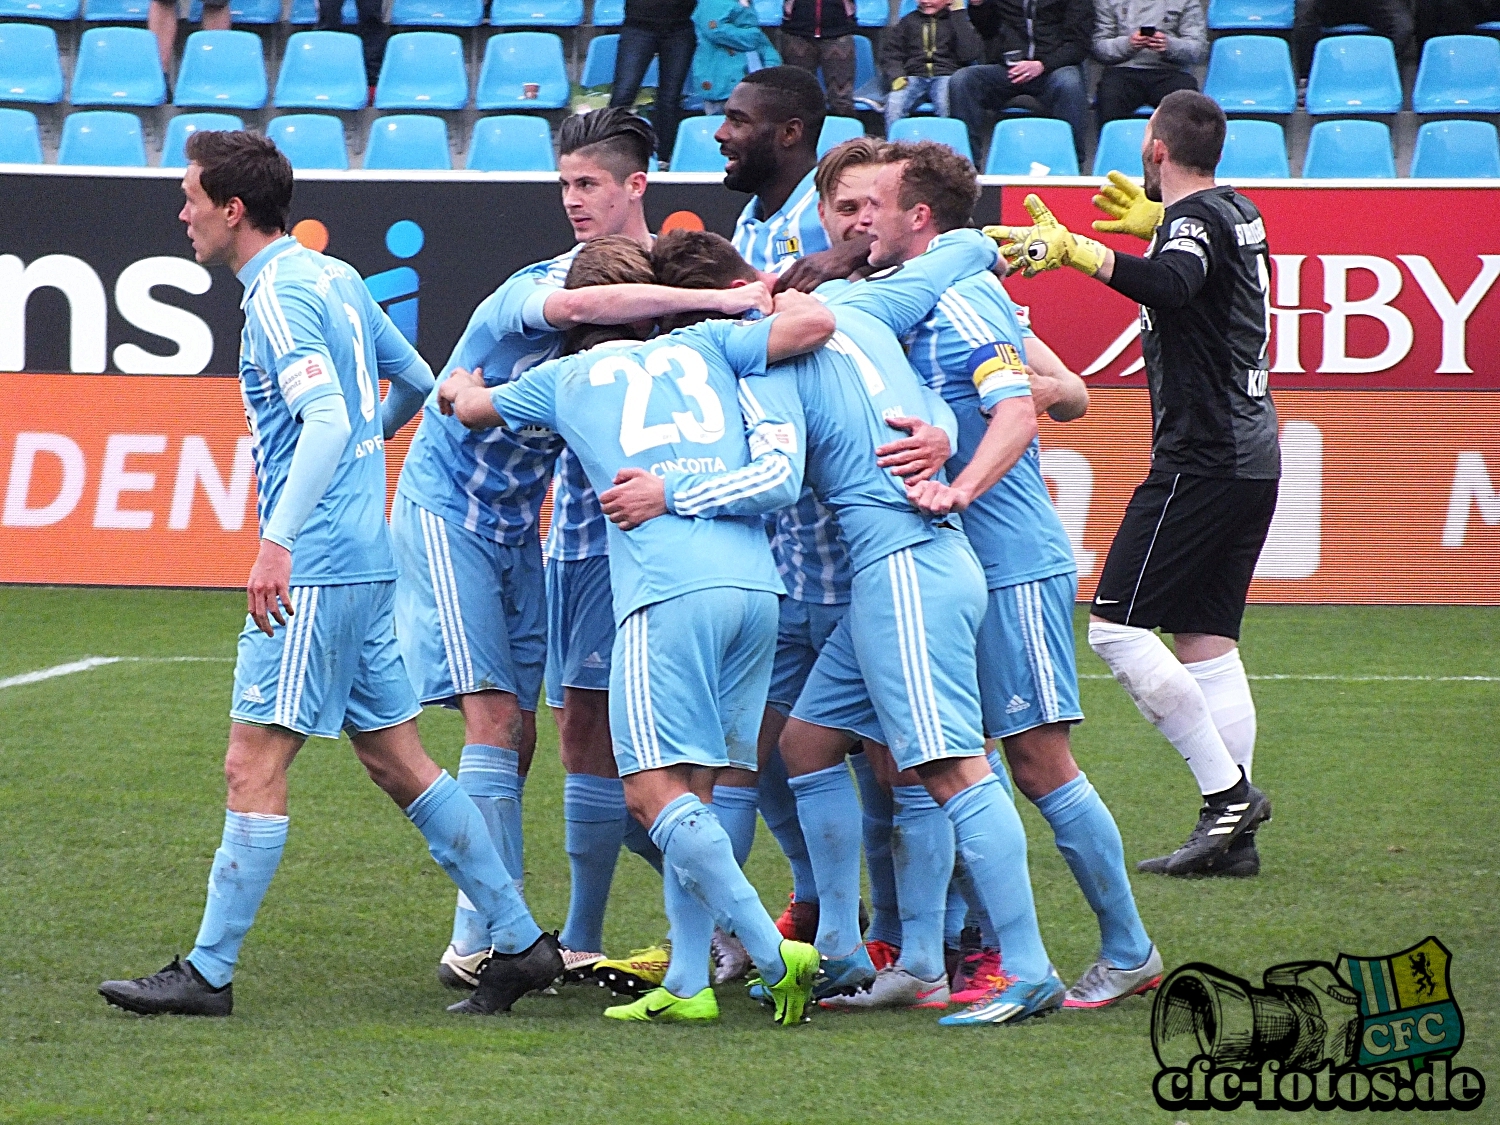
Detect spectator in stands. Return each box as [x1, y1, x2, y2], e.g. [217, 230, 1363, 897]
[319, 0, 387, 91]
[880, 0, 986, 132]
[1418, 0, 1500, 40]
[781, 0, 859, 116]
[1293, 0, 1414, 75]
[1091, 1, 1207, 133]
[611, 0, 696, 163]
[693, 0, 782, 114]
[949, 0, 1092, 164]
[151, 0, 229, 84]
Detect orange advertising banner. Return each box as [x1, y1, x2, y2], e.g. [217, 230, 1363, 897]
[2, 376, 1497, 603]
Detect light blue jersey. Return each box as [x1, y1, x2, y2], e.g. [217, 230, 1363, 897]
[237, 235, 420, 586]
[396, 248, 575, 546]
[544, 448, 608, 561]
[731, 167, 829, 277]
[903, 269, 1075, 589]
[489, 318, 802, 622]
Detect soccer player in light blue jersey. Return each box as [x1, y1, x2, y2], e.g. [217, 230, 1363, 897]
[444, 237, 836, 1026]
[99, 131, 558, 1019]
[862, 141, 1161, 1013]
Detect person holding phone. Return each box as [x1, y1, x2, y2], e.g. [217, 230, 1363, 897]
[1091, 2, 1207, 133]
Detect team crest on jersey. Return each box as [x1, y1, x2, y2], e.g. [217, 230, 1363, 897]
[773, 235, 802, 258]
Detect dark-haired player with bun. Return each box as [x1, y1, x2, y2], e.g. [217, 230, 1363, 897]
[988, 89, 1278, 880]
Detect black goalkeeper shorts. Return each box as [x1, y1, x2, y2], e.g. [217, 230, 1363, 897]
[1091, 471, 1279, 640]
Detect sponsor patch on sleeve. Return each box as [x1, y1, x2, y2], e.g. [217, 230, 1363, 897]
[278, 352, 335, 403]
[749, 421, 799, 460]
[967, 341, 1028, 400]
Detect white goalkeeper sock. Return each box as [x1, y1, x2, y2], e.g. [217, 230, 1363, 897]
[1088, 621, 1241, 796]
[1185, 649, 1257, 782]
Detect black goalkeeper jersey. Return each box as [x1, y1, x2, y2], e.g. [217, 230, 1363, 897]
[1130, 186, 1281, 481]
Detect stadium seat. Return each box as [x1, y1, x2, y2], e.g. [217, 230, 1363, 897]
[1302, 119, 1395, 177]
[888, 116, 972, 161]
[1092, 117, 1146, 176]
[174, 31, 268, 110]
[1203, 35, 1297, 114]
[289, 0, 358, 22]
[275, 31, 368, 109]
[984, 117, 1079, 175]
[753, 0, 780, 26]
[82, 0, 149, 19]
[267, 112, 350, 168]
[389, 0, 483, 25]
[0, 107, 42, 162]
[0, 23, 64, 104]
[58, 109, 146, 165]
[1411, 119, 1500, 178]
[476, 31, 569, 110]
[187, 0, 282, 22]
[670, 114, 725, 171]
[375, 31, 468, 110]
[364, 113, 450, 169]
[818, 115, 864, 155]
[856, 0, 887, 27]
[0, 0, 79, 20]
[1306, 35, 1402, 114]
[1206, 0, 1293, 29]
[580, 34, 658, 89]
[592, 0, 622, 25]
[71, 26, 166, 106]
[489, 0, 582, 25]
[468, 113, 554, 170]
[1413, 36, 1500, 114]
[161, 111, 244, 166]
[1217, 118, 1289, 178]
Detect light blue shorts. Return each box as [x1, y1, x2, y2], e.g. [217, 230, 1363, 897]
[977, 572, 1085, 739]
[390, 494, 546, 711]
[609, 587, 778, 777]
[794, 530, 989, 772]
[766, 596, 849, 714]
[544, 554, 615, 708]
[230, 579, 421, 740]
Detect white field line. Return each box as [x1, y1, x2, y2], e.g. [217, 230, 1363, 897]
[1079, 673, 1499, 683]
[0, 656, 232, 691]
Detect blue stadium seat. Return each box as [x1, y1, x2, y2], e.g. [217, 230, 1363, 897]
[82, 0, 149, 19]
[375, 31, 468, 109]
[58, 109, 146, 165]
[985, 117, 1078, 175]
[275, 31, 368, 109]
[71, 26, 165, 106]
[592, 0, 622, 24]
[1092, 116, 1146, 175]
[187, 0, 282, 22]
[0, 107, 42, 162]
[0, 23, 64, 104]
[670, 114, 725, 171]
[1413, 36, 1500, 114]
[289, 0, 357, 22]
[161, 111, 244, 166]
[1411, 119, 1500, 178]
[174, 31, 268, 109]
[1306, 35, 1402, 114]
[1203, 35, 1296, 114]
[267, 112, 350, 168]
[753, 0, 780, 26]
[0, 0, 79, 20]
[490, 0, 582, 25]
[1302, 119, 1395, 177]
[389, 0, 483, 25]
[818, 115, 864, 155]
[1206, 0, 1293, 29]
[468, 113, 555, 170]
[476, 31, 569, 109]
[364, 113, 450, 168]
[856, 0, 887, 27]
[1217, 118, 1289, 177]
[888, 116, 972, 161]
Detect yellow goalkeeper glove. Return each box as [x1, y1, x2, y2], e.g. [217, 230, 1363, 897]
[983, 194, 1108, 279]
[1091, 170, 1164, 240]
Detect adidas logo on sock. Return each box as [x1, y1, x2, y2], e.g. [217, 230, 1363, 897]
[240, 684, 265, 703]
[582, 651, 607, 669]
[1004, 694, 1030, 714]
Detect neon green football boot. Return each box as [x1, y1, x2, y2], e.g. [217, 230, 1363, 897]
[603, 986, 719, 1022]
[764, 940, 819, 1027]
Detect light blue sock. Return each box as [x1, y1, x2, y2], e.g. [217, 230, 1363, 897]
[891, 785, 953, 982]
[758, 744, 818, 903]
[186, 810, 288, 988]
[650, 795, 787, 985]
[987, 748, 1016, 800]
[944, 773, 1050, 982]
[450, 745, 524, 954]
[787, 763, 863, 958]
[660, 856, 714, 998]
[559, 774, 628, 954]
[712, 784, 759, 868]
[953, 858, 999, 949]
[1035, 772, 1153, 968]
[850, 753, 900, 948]
[408, 771, 541, 955]
[622, 815, 664, 874]
[944, 875, 967, 948]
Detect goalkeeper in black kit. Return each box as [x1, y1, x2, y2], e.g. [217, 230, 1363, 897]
[988, 89, 1280, 879]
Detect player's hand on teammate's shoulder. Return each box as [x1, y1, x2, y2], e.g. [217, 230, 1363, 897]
[718, 280, 774, 318]
[875, 415, 952, 484]
[600, 467, 667, 531]
[247, 539, 294, 637]
[774, 235, 871, 294]
[437, 366, 484, 417]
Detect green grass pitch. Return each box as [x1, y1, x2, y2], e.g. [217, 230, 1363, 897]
[0, 587, 1496, 1124]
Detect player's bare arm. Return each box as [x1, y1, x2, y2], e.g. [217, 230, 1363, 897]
[766, 290, 837, 362]
[542, 281, 774, 330]
[440, 367, 504, 429]
[774, 233, 874, 294]
[873, 415, 952, 483]
[1024, 337, 1089, 421]
[907, 397, 1037, 517]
